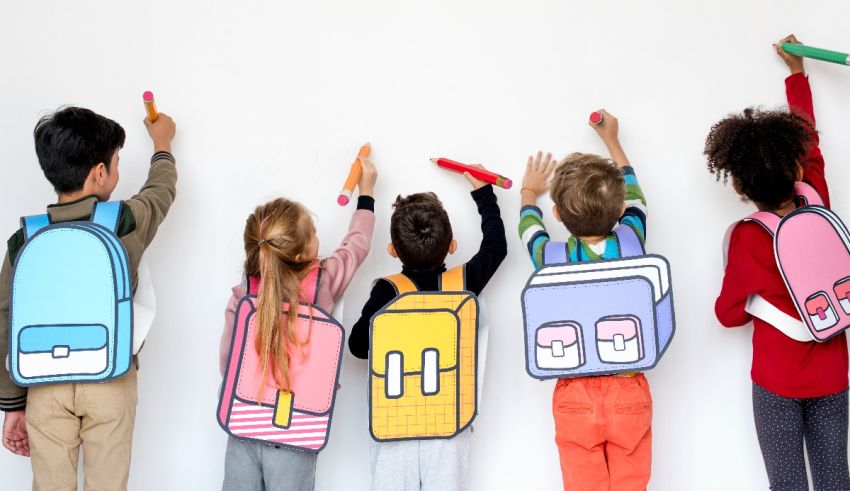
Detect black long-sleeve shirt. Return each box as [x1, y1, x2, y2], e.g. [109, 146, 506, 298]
[348, 185, 507, 359]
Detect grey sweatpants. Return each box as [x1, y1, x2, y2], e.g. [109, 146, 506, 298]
[222, 436, 317, 491]
[369, 427, 472, 491]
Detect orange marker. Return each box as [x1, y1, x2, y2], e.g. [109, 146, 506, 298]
[338, 143, 371, 206]
[143, 91, 158, 122]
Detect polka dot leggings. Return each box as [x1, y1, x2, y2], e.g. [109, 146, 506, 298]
[753, 383, 850, 490]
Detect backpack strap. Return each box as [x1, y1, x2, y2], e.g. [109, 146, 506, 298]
[246, 261, 321, 302]
[91, 201, 122, 233]
[743, 211, 782, 236]
[383, 273, 418, 295]
[542, 241, 568, 265]
[746, 294, 814, 342]
[439, 265, 466, 292]
[21, 214, 51, 240]
[795, 181, 824, 207]
[613, 225, 645, 258]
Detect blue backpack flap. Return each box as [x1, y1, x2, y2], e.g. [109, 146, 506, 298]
[9, 201, 133, 386]
[521, 225, 675, 379]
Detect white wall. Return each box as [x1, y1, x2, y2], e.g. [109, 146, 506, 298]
[1, 1, 849, 489]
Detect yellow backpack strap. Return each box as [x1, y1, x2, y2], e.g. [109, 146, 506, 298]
[383, 273, 418, 294]
[440, 265, 466, 292]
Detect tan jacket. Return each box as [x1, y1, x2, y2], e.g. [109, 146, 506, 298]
[0, 152, 177, 411]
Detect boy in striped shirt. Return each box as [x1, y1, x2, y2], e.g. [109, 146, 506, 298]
[518, 110, 651, 491]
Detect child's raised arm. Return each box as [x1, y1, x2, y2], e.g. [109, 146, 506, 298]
[518, 152, 557, 269]
[776, 35, 828, 207]
[590, 109, 630, 168]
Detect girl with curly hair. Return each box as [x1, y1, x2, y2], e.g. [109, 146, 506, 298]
[709, 35, 850, 489]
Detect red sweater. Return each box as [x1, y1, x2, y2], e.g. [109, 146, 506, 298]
[716, 73, 848, 399]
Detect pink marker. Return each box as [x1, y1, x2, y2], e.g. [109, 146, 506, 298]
[589, 111, 604, 125]
[143, 91, 158, 122]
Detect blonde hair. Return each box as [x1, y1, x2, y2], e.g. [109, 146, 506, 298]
[549, 153, 625, 236]
[243, 198, 315, 393]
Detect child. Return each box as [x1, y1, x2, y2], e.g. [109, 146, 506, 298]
[0, 107, 177, 489]
[519, 112, 651, 490]
[219, 158, 377, 491]
[710, 35, 850, 489]
[348, 169, 507, 491]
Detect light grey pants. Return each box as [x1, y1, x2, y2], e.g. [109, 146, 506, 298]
[369, 427, 472, 491]
[223, 436, 317, 491]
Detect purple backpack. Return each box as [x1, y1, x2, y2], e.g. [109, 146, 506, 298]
[521, 225, 675, 379]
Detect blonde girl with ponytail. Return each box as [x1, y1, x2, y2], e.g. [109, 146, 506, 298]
[220, 157, 377, 491]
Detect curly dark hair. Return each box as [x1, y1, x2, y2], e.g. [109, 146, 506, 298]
[705, 107, 814, 209]
[390, 192, 453, 269]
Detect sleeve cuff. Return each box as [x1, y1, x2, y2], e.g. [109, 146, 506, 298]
[520, 204, 543, 216]
[471, 184, 496, 202]
[151, 151, 175, 165]
[356, 196, 375, 211]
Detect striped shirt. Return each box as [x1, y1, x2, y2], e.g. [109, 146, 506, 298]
[518, 166, 647, 269]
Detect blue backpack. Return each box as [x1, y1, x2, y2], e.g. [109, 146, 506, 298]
[9, 201, 133, 386]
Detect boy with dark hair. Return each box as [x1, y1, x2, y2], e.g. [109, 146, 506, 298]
[348, 170, 507, 491]
[519, 111, 651, 490]
[0, 106, 177, 490]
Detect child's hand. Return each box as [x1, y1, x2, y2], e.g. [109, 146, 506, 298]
[521, 151, 557, 200]
[144, 113, 176, 154]
[2, 410, 29, 457]
[357, 156, 377, 197]
[590, 109, 618, 143]
[774, 34, 805, 75]
[463, 164, 489, 190]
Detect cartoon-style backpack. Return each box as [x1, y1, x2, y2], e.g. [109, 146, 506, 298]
[724, 182, 850, 343]
[217, 265, 344, 453]
[9, 201, 133, 386]
[521, 225, 675, 379]
[369, 266, 478, 441]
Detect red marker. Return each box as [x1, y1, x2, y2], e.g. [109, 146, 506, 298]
[589, 111, 604, 125]
[430, 158, 513, 189]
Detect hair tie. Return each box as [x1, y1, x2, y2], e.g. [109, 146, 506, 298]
[258, 239, 267, 246]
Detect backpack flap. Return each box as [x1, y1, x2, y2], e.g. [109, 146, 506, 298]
[369, 268, 479, 441]
[522, 253, 674, 379]
[774, 206, 850, 341]
[11, 201, 132, 385]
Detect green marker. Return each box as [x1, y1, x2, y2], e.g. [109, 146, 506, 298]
[782, 42, 849, 66]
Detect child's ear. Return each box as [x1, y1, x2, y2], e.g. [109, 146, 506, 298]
[91, 162, 107, 186]
[621, 202, 627, 216]
[796, 164, 804, 182]
[387, 243, 398, 258]
[448, 240, 458, 255]
[551, 205, 561, 222]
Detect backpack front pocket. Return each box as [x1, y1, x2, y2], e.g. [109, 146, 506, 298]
[596, 315, 644, 364]
[536, 321, 584, 370]
[17, 324, 109, 379]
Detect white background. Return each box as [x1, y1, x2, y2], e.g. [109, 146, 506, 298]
[1, 1, 849, 489]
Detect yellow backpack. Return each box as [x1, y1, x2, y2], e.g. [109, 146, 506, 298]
[369, 266, 479, 441]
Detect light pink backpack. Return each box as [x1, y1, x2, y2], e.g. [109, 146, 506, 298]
[217, 264, 344, 452]
[741, 182, 850, 342]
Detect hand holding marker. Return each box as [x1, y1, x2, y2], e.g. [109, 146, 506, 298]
[143, 91, 158, 121]
[338, 143, 372, 206]
[782, 41, 849, 66]
[430, 158, 513, 189]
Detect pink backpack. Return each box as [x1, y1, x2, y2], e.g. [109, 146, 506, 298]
[217, 265, 344, 452]
[739, 182, 850, 342]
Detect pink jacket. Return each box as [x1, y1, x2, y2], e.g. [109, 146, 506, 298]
[219, 208, 375, 374]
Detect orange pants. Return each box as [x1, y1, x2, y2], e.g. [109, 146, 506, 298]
[552, 374, 652, 491]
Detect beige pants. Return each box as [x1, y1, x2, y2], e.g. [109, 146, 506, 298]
[25, 366, 138, 491]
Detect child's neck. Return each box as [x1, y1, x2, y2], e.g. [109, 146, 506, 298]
[578, 235, 606, 245]
[756, 198, 797, 217]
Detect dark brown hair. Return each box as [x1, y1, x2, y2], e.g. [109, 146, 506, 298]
[390, 193, 453, 269]
[705, 107, 814, 209]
